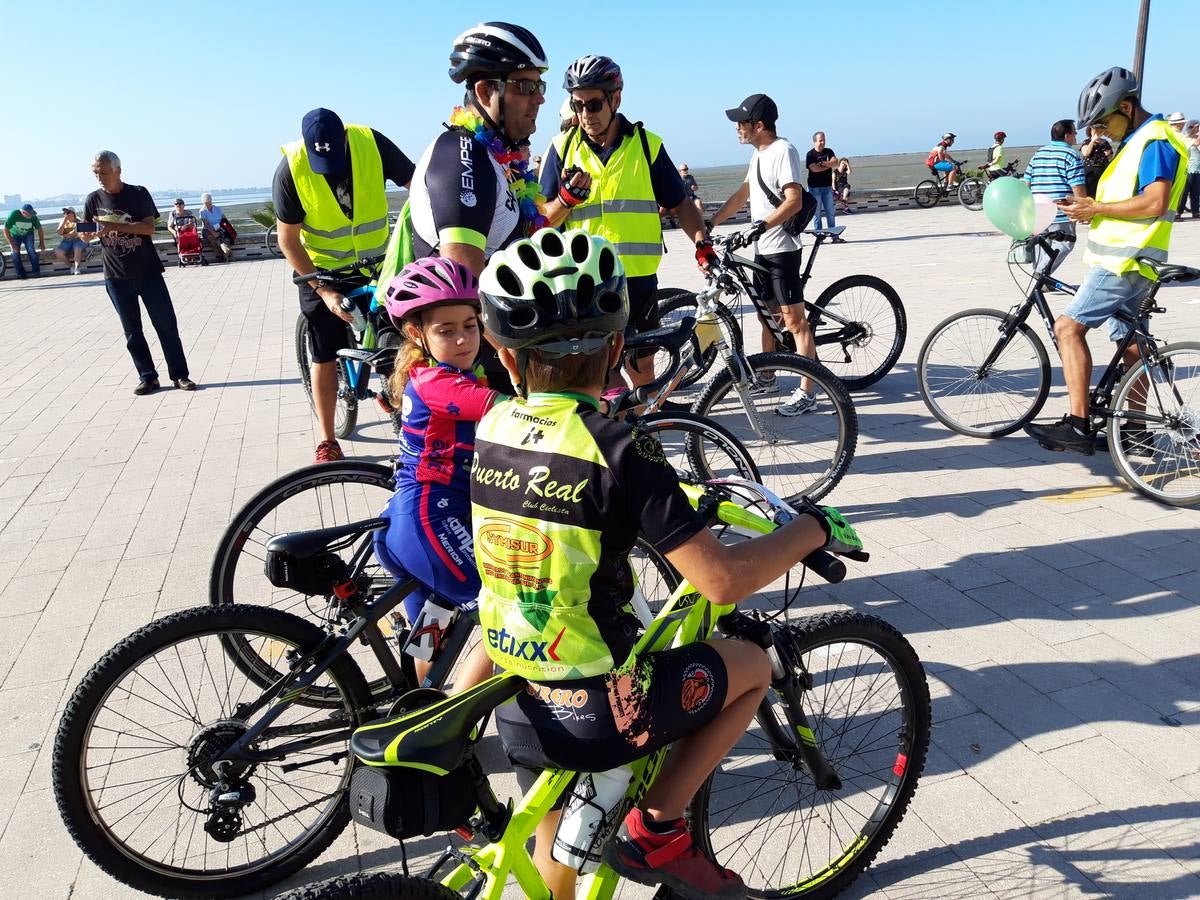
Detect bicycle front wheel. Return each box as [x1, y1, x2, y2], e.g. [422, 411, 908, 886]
[53, 605, 372, 899]
[1109, 341, 1200, 506]
[639, 409, 761, 484]
[295, 314, 359, 437]
[914, 180, 941, 208]
[209, 460, 398, 698]
[266, 223, 282, 258]
[810, 275, 907, 390]
[692, 612, 930, 899]
[693, 351, 856, 502]
[918, 308, 1051, 437]
[958, 176, 986, 210]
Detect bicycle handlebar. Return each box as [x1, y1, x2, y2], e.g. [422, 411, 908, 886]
[291, 253, 386, 286]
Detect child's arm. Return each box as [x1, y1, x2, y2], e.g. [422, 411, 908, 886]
[411, 366, 507, 422]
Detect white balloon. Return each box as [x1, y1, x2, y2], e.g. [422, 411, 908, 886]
[1032, 195, 1059, 235]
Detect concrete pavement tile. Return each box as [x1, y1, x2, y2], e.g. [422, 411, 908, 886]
[1042, 736, 1186, 812]
[870, 850, 998, 899]
[0, 789, 83, 894]
[967, 621, 1098, 694]
[0, 571, 63, 618]
[0, 680, 68, 759]
[0, 614, 38, 684]
[965, 582, 1099, 646]
[13, 536, 82, 578]
[0, 474, 42, 501]
[0, 751, 36, 837]
[3, 625, 89, 690]
[1048, 680, 1200, 780]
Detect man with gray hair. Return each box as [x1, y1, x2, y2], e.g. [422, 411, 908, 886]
[84, 150, 195, 395]
[198, 192, 234, 262]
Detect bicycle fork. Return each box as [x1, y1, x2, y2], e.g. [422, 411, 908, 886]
[717, 341, 773, 440]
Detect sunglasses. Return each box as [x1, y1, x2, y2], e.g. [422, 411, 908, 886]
[497, 78, 547, 97]
[570, 97, 608, 114]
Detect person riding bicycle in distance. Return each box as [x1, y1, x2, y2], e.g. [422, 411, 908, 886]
[985, 131, 1007, 178]
[927, 132, 960, 186]
[1025, 66, 1189, 455]
[539, 55, 716, 390]
[472, 228, 863, 899]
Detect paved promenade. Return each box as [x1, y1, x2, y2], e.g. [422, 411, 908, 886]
[0, 205, 1197, 899]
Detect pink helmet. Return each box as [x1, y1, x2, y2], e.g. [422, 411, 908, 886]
[382, 256, 479, 325]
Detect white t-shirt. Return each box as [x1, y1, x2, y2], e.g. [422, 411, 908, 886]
[745, 137, 805, 255]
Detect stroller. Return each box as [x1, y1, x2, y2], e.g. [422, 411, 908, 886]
[174, 215, 206, 267]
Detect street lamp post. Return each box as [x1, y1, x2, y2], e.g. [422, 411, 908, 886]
[1132, 0, 1150, 85]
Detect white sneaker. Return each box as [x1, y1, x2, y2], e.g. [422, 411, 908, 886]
[776, 389, 819, 417]
[749, 375, 779, 396]
[72, 264, 80, 275]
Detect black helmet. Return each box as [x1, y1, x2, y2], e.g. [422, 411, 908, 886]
[449, 22, 548, 85]
[1077, 66, 1140, 127]
[479, 229, 628, 357]
[563, 55, 623, 93]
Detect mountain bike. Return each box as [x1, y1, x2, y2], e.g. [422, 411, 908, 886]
[273, 478, 931, 900]
[918, 233, 1200, 506]
[265, 223, 283, 258]
[294, 255, 398, 438]
[658, 226, 907, 392]
[914, 160, 976, 209]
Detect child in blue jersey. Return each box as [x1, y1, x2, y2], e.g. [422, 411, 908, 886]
[375, 256, 507, 686]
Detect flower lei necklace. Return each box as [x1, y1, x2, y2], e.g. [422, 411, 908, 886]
[449, 106, 547, 231]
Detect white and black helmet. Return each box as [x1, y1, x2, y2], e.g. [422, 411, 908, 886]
[449, 22, 548, 85]
[479, 230, 628, 357]
[1077, 66, 1140, 128]
[563, 55, 623, 93]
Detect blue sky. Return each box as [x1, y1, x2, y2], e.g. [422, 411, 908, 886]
[6, 0, 1196, 199]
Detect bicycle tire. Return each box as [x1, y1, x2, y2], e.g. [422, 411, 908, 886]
[692, 351, 856, 502]
[691, 611, 930, 899]
[958, 176, 986, 211]
[273, 872, 459, 900]
[209, 460, 399, 701]
[810, 274, 907, 391]
[630, 536, 682, 619]
[295, 314, 359, 437]
[266, 223, 283, 258]
[917, 307, 1051, 438]
[1108, 341, 1200, 507]
[53, 605, 372, 899]
[914, 180, 941, 209]
[638, 410, 762, 484]
[0, 250, 6, 278]
[654, 293, 745, 396]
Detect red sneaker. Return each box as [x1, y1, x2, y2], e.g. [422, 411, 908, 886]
[314, 440, 344, 463]
[602, 807, 745, 899]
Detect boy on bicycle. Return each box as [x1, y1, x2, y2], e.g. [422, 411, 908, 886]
[471, 228, 862, 899]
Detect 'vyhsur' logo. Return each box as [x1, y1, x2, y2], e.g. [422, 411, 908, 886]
[477, 518, 553, 565]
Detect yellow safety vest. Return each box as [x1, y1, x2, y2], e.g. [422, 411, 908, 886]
[553, 123, 664, 277]
[1083, 117, 1188, 280]
[281, 124, 390, 269]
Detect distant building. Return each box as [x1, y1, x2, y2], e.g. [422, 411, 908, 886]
[2, 194, 21, 208]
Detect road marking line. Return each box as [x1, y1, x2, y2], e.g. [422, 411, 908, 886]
[1042, 485, 1128, 502]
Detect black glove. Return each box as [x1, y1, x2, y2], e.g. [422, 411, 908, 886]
[558, 166, 590, 207]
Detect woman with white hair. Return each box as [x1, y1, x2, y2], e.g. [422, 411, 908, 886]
[198, 192, 234, 261]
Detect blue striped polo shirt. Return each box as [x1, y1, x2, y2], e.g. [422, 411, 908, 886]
[1023, 141, 1086, 224]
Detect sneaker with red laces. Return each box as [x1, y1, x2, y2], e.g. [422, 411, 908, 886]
[314, 440, 344, 463]
[602, 807, 745, 899]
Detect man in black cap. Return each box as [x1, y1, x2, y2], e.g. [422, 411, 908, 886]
[274, 108, 415, 462]
[710, 94, 820, 416]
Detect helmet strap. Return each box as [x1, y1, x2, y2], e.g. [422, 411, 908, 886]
[515, 348, 531, 399]
[469, 83, 515, 148]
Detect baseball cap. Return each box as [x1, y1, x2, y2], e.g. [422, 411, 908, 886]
[20, 203, 34, 213]
[301, 108, 348, 175]
[62, 206, 75, 214]
[1167, 111, 1186, 124]
[725, 93, 778, 126]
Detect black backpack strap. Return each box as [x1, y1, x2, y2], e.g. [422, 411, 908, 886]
[754, 157, 784, 209]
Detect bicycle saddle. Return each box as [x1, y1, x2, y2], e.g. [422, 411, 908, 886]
[264, 517, 386, 559]
[623, 316, 696, 354]
[352, 673, 525, 773]
[1137, 257, 1200, 284]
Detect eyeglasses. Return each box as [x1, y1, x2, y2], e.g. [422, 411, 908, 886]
[495, 78, 546, 97]
[570, 97, 607, 114]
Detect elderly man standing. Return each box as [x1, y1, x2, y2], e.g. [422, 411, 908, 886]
[4, 204, 45, 279]
[198, 193, 234, 262]
[84, 151, 195, 394]
[540, 54, 713, 387]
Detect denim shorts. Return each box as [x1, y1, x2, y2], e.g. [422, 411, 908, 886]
[1064, 265, 1153, 341]
[58, 237, 86, 252]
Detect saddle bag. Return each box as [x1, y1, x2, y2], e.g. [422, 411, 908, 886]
[263, 549, 348, 596]
[349, 763, 477, 840]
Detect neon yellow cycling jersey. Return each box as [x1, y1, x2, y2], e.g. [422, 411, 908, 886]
[471, 392, 704, 681]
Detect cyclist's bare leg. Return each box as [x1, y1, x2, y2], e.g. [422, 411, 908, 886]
[533, 812, 578, 900]
[780, 304, 816, 393]
[625, 352, 655, 388]
[759, 311, 778, 354]
[1120, 341, 1147, 415]
[1054, 316, 1092, 419]
[312, 360, 338, 442]
[641, 638, 771, 821]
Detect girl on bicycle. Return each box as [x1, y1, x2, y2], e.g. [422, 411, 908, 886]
[375, 256, 507, 687]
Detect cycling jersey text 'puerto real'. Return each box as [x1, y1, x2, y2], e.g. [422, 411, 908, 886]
[471, 458, 589, 503]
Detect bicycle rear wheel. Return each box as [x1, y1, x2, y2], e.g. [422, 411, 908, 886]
[810, 275, 907, 391]
[693, 352, 857, 502]
[210, 461, 398, 699]
[918, 308, 1051, 437]
[266, 223, 282, 258]
[655, 291, 744, 396]
[274, 873, 459, 899]
[958, 176, 986, 210]
[914, 180, 941, 208]
[53, 605, 371, 899]
[1108, 341, 1200, 506]
[691, 612, 930, 899]
[295, 313, 360, 437]
[639, 410, 761, 484]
